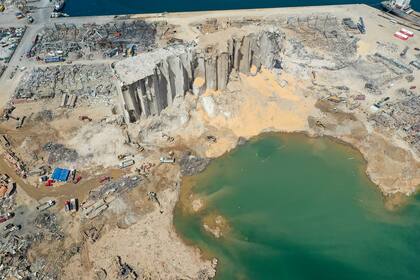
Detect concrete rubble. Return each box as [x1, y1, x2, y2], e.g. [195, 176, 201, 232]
[0, 173, 15, 199]
[0, 210, 66, 279]
[369, 94, 420, 153]
[15, 64, 116, 101]
[0, 26, 25, 63]
[30, 21, 158, 60]
[179, 151, 211, 176]
[81, 176, 141, 219]
[43, 142, 79, 164]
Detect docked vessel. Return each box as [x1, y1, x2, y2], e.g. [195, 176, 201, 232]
[50, 11, 69, 18]
[381, 0, 420, 27]
[53, 0, 65, 12]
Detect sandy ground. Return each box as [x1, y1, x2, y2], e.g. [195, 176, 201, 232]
[62, 166, 216, 280]
[63, 191, 217, 280]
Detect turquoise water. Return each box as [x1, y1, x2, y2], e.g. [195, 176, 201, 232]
[174, 134, 420, 280]
[64, 0, 402, 17]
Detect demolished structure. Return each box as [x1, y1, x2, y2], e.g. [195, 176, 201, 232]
[115, 31, 284, 122]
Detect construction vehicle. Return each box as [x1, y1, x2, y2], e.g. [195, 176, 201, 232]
[36, 200, 56, 211]
[207, 135, 217, 143]
[162, 133, 175, 142]
[16, 116, 25, 129]
[160, 157, 175, 164]
[0, 212, 14, 224]
[26, 15, 34, 24]
[117, 154, 131, 160]
[357, 17, 366, 34]
[373, 97, 390, 109]
[133, 142, 145, 152]
[0, 135, 10, 148]
[315, 120, 326, 129]
[0, 4, 5, 12]
[119, 159, 135, 168]
[79, 115, 92, 121]
[400, 46, 409, 57]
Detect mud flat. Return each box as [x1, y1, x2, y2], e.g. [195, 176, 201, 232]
[0, 3, 419, 279]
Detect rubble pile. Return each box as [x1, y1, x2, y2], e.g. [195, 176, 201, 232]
[370, 52, 413, 75]
[83, 225, 103, 243]
[43, 142, 79, 164]
[31, 21, 158, 59]
[179, 152, 211, 176]
[0, 27, 25, 62]
[33, 109, 54, 122]
[0, 64, 5, 78]
[86, 176, 141, 202]
[0, 174, 15, 200]
[0, 234, 33, 278]
[369, 94, 420, 153]
[81, 176, 141, 219]
[0, 211, 64, 279]
[284, 15, 359, 69]
[34, 212, 64, 239]
[15, 64, 117, 101]
[4, 150, 27, 178]
[0, 188, 15, 211]
[351, 57, 406, 90]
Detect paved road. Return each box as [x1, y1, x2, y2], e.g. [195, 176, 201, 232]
[0, 0, 53, 106]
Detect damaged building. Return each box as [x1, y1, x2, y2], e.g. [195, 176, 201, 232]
[114, 31, 284, 122]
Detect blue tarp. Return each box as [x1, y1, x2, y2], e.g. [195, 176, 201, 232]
[51, 168, 70, 182]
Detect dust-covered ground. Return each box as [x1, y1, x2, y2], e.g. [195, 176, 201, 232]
[0, 4, 419, 280]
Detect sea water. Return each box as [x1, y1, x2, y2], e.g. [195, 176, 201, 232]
[174, 133, 420, 280]
[63, 0, 408, 17]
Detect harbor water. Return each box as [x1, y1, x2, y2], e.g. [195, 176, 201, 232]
[63, 0, 420, 17]
[174, 133, 420, 280]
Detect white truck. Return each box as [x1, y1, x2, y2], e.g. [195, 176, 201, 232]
[160, 157, 175, 163]
[36, 200, 55, 211]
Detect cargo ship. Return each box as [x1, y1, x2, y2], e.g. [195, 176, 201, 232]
[381, 0, 420, 27]
[53, 0, 65, 12]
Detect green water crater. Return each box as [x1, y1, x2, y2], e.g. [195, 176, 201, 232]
[174, 133, 420, 280]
